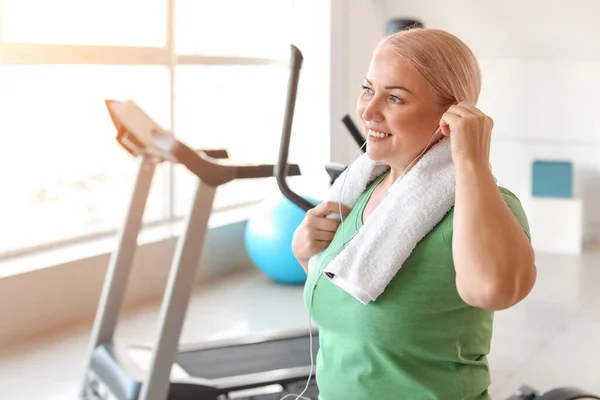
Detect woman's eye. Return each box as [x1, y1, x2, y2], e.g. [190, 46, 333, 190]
[362, 85, 374, 95]
[390, 95, 403, 104]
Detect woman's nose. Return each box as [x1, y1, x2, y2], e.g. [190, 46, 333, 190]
[361, 98, 383, 122]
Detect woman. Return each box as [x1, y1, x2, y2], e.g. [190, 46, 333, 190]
[291, 28, 537, 399]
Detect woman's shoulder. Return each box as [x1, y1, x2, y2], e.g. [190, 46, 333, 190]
[497, 186, 531, 238]
[498, 186, 523, 203]
[438, 186, 531, 246]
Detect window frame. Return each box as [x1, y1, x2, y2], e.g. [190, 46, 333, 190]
[0, 0, 289, 260]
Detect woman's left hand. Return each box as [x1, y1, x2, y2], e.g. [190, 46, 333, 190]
[439, 102, 494, 166]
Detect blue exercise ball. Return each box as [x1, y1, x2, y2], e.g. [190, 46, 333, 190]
[244, 194, 319, 285]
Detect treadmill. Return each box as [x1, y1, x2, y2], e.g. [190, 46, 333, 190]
[81, 45, 319, 400]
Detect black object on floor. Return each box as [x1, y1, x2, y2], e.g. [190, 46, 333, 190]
[507, 384, 600, 400]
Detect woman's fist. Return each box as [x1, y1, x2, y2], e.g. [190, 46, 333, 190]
[439, 101, 493, 167]
[292, 201, 351, 270]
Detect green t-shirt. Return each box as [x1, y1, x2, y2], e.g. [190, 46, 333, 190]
[303, 173, 530, 400]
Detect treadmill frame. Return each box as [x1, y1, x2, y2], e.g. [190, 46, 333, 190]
[80, 45, 318, 400]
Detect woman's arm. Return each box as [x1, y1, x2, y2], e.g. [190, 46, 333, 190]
[452, 159, 536, 311]
[438, 101, 536, 311]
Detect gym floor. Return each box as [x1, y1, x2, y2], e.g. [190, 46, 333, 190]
[1, 250, 599, 400]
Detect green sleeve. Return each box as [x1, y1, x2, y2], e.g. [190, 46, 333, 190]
[499, 187, 531, 240]
[440, 186, 531, 247]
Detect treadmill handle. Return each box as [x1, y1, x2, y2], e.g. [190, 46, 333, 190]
[106, 100, 301, 187]
[197, 149, 229, 159]
[198, 150, 302, 181]
[236, 164, 300, 180]
[274, 45, 315, 213]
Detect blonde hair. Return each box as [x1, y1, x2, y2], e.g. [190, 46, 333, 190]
[378, 28, 481, 109]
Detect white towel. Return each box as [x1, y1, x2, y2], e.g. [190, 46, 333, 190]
[307, 137, 457, 304]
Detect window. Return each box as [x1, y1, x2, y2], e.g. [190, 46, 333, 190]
[175, 0, 293, 58]
[0, 0, 298, 258]
[173, 64, 289, 216]
[1, 0, 167, 47]
[0, 65, 170, 254]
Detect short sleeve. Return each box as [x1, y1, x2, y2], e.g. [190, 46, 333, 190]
[499, 187, 531, 240]
[440, 186, 531, 247]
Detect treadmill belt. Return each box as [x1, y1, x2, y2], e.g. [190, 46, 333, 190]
[177, 335, 319, 380]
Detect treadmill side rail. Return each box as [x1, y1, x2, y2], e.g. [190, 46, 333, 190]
[139, 182, 218, 400]
[81, 155, 157, 398]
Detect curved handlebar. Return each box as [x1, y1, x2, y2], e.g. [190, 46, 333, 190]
[274, 45, 315, 212]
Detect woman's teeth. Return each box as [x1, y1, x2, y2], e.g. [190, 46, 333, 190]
[368, 129, 392, 138]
